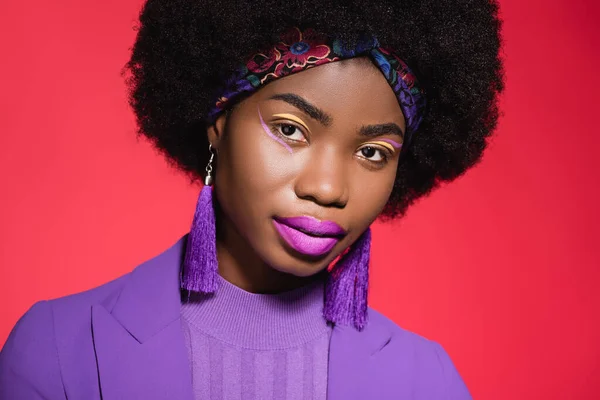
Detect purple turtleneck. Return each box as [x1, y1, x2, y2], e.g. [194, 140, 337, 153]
[180, 274, 332, 400]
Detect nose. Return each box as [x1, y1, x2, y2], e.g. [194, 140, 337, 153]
[294, 147, 349, 208]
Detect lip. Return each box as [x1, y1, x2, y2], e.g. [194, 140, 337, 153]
[274, 216, 346, 237]
[272, 216, 345, 257]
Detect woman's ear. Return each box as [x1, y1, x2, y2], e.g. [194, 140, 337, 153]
[207, 112, 228, 150]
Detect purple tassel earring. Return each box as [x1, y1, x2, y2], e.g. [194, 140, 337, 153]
[324, 227, 372, 331]
[181, 144, 220, 294]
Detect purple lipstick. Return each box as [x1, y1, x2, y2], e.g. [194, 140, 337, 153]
[272, 216, 346, 257]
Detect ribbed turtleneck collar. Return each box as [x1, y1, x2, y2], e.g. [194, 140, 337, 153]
[180, 274, 330, 350]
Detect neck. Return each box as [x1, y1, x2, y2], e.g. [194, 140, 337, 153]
[215, 203, 325, 294]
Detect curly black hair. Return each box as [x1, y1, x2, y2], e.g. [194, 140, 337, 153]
[125, 0, 504, 219]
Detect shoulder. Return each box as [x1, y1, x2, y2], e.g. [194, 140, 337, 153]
[0, 236, 186, 397]
[2, 271, 130, 339]
[0, 269, 132, 398]
[0, 300, 65, 398]
[366, 308, 472, 399]
[2, 234, 182, 351]
[50, 270, 131, 326]
[367, 307, 444, 357]
[2, 263, 134, 347]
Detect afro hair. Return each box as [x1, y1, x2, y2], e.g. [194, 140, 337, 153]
[124, 0, 504, 219]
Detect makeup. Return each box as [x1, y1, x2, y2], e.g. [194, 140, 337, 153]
[272, 216, 345, 257]
[272, 113, 310, 131]
[258, 107, 293, 153]
[372, 138, 402, 150]
[275, 216, 345, 236]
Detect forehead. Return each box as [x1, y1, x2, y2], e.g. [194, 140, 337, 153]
[250, 58, 406, 130]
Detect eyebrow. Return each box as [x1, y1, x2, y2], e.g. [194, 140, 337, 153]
[359, 123, 404, 140]
[269, 93, 332, 126]
[269, 92, 404, 139]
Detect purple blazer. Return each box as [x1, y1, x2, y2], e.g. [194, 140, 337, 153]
[0, 236, 471, 399]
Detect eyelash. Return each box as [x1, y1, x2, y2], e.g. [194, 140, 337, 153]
[269, 122, 392, 166]
[270, 122, 307, 143]
[356, 146, 391, 166]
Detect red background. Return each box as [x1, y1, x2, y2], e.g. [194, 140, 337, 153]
[1, 0, 599, 398]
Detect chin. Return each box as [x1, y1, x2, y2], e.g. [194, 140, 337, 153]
[261, 247, 329, 278]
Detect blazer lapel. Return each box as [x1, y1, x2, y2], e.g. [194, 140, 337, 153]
[91, 236, 194, 400]
[327, 312, 394, 400]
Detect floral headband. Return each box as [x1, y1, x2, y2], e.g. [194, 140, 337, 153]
[208, 27, 426, 142]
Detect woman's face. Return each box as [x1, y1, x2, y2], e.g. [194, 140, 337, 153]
[208, 58, 405, 278]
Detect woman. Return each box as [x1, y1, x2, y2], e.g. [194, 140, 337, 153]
[0, 0, 503, 398]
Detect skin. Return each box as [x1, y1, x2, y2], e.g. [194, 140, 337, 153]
[207, 58, 406, 294]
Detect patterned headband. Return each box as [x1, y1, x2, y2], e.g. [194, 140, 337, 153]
[209, 27, 426, 141]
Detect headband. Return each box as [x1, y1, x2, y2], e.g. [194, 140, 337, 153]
[208, 27, 426, 141]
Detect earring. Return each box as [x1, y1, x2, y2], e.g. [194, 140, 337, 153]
[323, 227, 372, 331]
[181, 144, 220, 294]
[204, 143, 215, 186]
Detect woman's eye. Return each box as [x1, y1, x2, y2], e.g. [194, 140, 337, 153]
[274, 123, 306, 142]
[357, 146, 387, 163]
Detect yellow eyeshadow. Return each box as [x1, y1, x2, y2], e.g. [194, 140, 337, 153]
[272, 113, 310, 130]
[367, 141, 397, 153]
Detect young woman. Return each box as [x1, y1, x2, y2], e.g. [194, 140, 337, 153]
[0, 0, 503, 398]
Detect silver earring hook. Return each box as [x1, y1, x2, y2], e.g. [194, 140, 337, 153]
[204, 143, 215, 186]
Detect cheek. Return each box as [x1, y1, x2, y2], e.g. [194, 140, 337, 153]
[218, 123, 297, 213]
[237, 134, 293, 187]
[349, 168, 396, 225]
